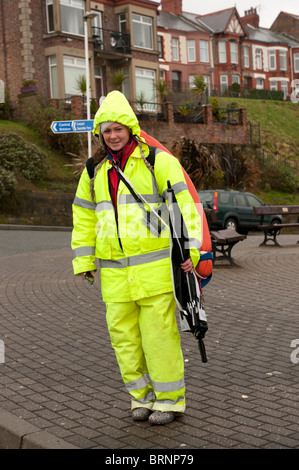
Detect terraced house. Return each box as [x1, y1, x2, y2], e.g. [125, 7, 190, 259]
[0, 0, 298, 120]
[161, 1, 299, 99]
[0, 0, 161, 117]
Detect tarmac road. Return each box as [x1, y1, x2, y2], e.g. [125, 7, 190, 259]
[0, 226, 298, 450]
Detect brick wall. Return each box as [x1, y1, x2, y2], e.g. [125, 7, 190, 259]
[271, 13, 299, 41]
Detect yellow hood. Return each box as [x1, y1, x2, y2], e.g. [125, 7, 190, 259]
[93, 91, 141, 138]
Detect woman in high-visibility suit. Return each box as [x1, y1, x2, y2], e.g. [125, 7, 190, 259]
[72, 91, 202, 425]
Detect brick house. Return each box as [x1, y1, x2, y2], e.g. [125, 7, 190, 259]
[157, 2, 212, 96]
[182, 7, 248, 95]
[0, 0, 161, 117]
[181, 5, 299, 100]
[270, 11, 299, 98]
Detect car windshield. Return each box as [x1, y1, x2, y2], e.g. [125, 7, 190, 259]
[246, 194, 263, 207]
[198, 192, 213, 203]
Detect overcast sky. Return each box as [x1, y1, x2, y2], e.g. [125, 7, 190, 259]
[154, 0, 298, 29]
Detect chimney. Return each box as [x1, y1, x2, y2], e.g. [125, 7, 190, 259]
[242, 7, 260, 28]
[161, 0, 182, 16]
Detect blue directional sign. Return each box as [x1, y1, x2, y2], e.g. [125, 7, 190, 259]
[51, 120, 74, 134]
[72, 120, 94, 132]
[51, 120, 94, 134]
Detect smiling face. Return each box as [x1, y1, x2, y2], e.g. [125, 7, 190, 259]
[102, 122, 131, 152]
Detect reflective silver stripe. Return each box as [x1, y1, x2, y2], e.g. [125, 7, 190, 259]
[73, 196, 96, 210]
[100, 248, 169, 269]
[96, 200, 114, 212]
[72, 246, 95, 259]
[163, 181, 188, 200]
[185, 238, 202, 250]
[151, 378, 185, 392]
[125, 374, 150, 391]
[155, 397, 185, 405]
[132, 392, 156, 403]
[118, 194, 164, 205]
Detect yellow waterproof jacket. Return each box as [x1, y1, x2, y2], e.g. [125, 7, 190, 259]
[72, 91, 202, 303]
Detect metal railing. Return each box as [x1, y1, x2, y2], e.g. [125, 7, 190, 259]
[92, 27, 131, 55]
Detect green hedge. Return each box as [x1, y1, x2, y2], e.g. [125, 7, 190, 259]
[246, 89, 284, 100]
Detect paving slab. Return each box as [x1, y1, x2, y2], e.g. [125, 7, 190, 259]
[0, 228, 298, 449]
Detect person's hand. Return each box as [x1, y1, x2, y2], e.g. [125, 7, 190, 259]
[80, 270, 95, 281]
[180, 258, 194, 273]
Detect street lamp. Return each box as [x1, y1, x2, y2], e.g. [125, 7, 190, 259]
[83, 11, 97, 159]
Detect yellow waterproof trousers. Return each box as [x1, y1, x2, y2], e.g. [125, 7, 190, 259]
[106, 292, 186, 413]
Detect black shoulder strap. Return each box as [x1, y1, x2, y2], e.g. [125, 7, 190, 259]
[85, 145, 157, 180]
[146, 146, 156, 167]
[86, 158, 95, 180]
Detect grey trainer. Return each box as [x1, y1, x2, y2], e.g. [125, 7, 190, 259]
[148, 411, 175, 425]
[132, 408, 152, 421]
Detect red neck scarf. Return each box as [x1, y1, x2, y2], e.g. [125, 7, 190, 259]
[107, 138, 137, 217]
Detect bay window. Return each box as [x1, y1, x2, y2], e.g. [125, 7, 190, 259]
[187, 40, 196, 62]
[46, 0, 54, 33]
[279, 50, 287, 71]
[230, 42, 238, 64]
[256, 48, 262, 69]
[218, 41, 227, 63]
[135, 67, 156, 111]
[243, 45, 250, 68]
[269, 50, 276, 70]
[132, 13, 153, 50]
[200, 40, 209, 63]
[63, 56, 86, 98]
[172, 38, 179, 61]
[60, 0, 84, 36]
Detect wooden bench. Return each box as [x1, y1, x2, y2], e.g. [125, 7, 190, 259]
[253, 205, 299, 246]
[210, 229, 247, 266]
[203, 208, 247, 265]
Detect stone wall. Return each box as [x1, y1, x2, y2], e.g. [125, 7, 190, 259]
[0, 191, 74, 227]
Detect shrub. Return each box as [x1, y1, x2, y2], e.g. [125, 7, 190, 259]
[27, 104, 83, 155]
[258, 156, 298, 192]
[0, 132, 48, 182]
[0, 168, 16, 201]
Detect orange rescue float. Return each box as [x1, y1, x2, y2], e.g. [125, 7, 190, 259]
[140, 130, 213, 287]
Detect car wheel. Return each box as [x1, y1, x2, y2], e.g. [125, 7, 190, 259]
[224, 217, 238, 231]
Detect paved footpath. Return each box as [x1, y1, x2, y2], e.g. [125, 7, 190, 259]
[0, 226, 298, 450]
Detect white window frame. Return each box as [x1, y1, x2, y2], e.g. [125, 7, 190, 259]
[256, 48, 262, 69]
[243, 45, 250, 68]
[187, 40, 196, 62]
[220, 75, 228, 94]
[49, 55, 58, 98]
[232, 75, 240, 84]
[270, 81, 277, 91]
[158, 35, 163, 59]
[46, 0, 54, 33]
[279, 50, 287, 71]
[200, 40, 209, 63]
[294, 53, 299, 73]
[119, 12, 126, 34]
[218, 41, 227, 63]
[60, 0, 84, 37]
[230, 42, 238, 64]
[256, 77, 264, 89]
[269, 50, 276, 70]
[172, 38, 179, 61]
[132, 13, 153, 50]
[135, 67, 156, 111]
[280, 81, 288, 99]
[63, 55, 86, 98]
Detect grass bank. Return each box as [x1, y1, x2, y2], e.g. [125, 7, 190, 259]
[214, 97, 299, 162]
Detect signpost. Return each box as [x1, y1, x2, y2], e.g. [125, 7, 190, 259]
[51, 119, 94, 134]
